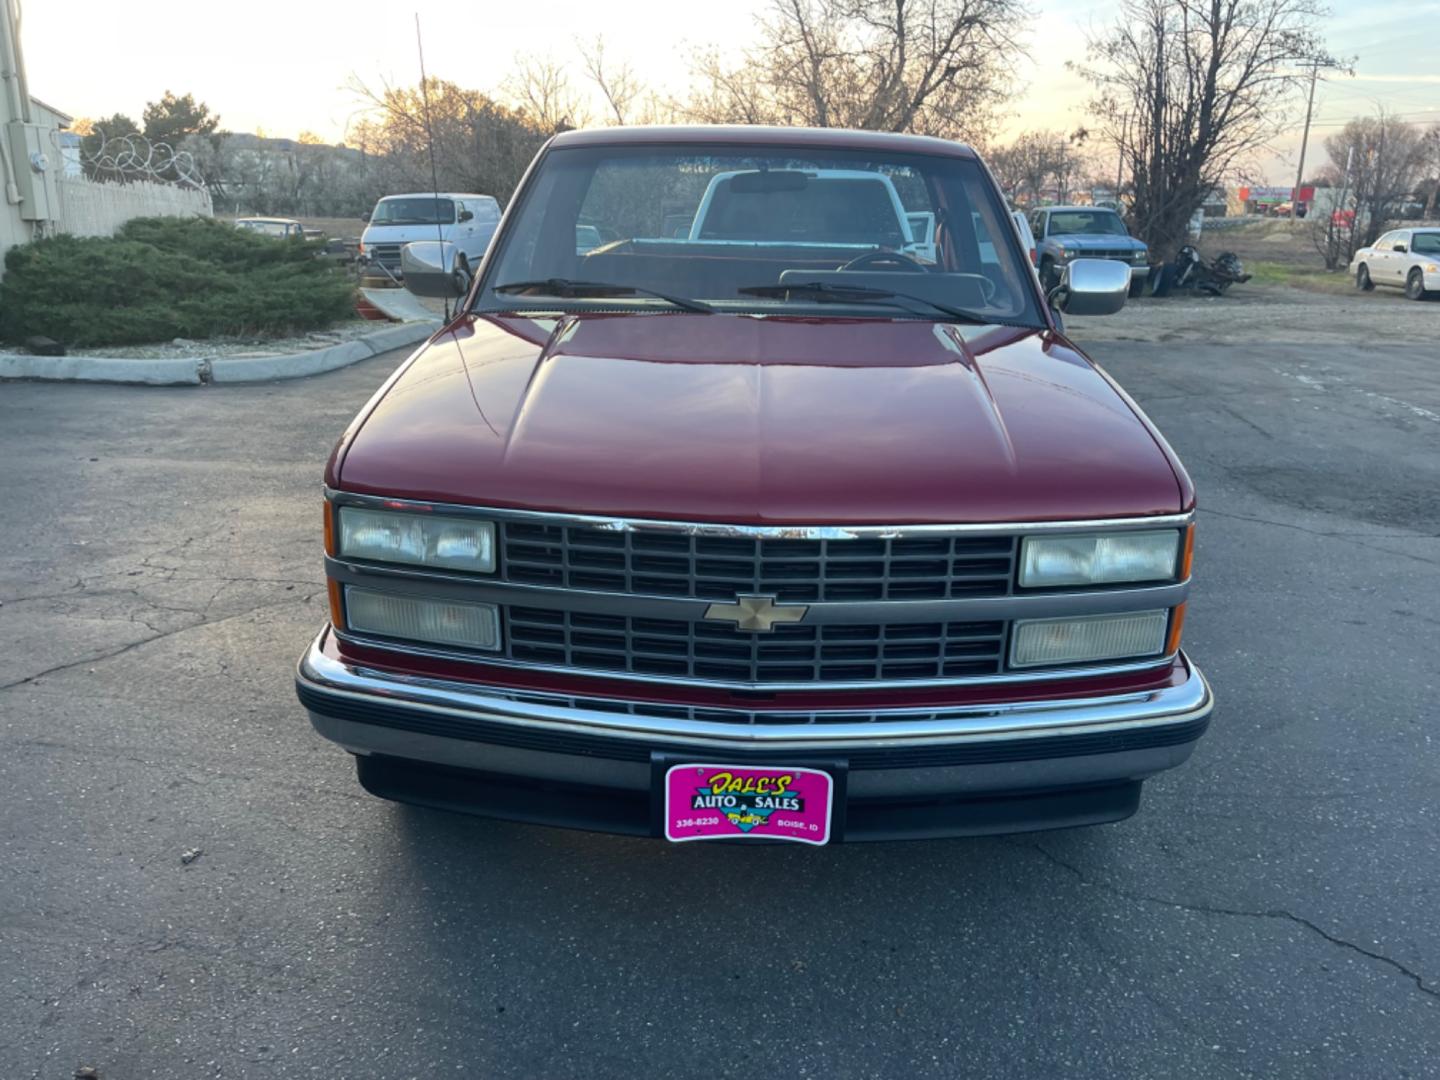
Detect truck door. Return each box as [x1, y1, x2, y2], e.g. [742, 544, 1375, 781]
[454, 200, 479, 262]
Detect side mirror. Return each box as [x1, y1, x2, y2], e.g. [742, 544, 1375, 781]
[458, 209, 474, 223]
[1049, 258, 1129, 316]
[1394, 243, 1407, 253]
[400, 240, 465, 299]
[359, 211, 370, 223]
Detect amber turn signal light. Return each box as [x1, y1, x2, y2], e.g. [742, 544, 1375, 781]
[1166, 603, 1187, 656]
[323, 501, 344, 628]
[327, 579, 345, 631]
[1179, 523, 1195, 580]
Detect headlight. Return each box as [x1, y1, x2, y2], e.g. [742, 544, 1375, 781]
[1010, 610, 1169, 668]
[1132, 250, 1149, 262]
[345, 587, 500, 650]
[337, 506, 495, 573]
[1424, 262, 1439, 273]
[1020, 530, 1180, 588]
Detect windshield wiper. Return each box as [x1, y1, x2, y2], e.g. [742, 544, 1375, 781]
[736, 281, 989, 324]
[493, 278, 713, 314]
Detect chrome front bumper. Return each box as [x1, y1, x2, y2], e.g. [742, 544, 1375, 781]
[297, 629, 1212, 836]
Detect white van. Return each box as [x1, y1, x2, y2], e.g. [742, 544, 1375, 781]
[360, 193, 501, 285]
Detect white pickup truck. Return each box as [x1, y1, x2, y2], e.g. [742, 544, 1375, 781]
[686, 169, 938, 263]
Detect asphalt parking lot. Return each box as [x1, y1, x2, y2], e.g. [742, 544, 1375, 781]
[2, 331, 1438, 1078]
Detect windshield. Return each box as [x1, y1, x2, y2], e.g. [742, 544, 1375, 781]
[1047, 210, 1129, 237]
[1412, 232, 1440, 255]
[370, 197, 456, 226]
[477, 144, 1042, 326]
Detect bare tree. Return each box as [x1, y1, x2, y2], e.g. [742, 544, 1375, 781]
[505, 56, 589, 134]
[688, 48, 774, 126]
[686, 0, 1027, 143]
[1421, 123, 1440, 219]
[1078, 0, 1340, 259]
[579, 37, 643, 125]
[1326, 113, 1429, 249]
[987, 129, 1089, 205]
[982, 143, 1024, 202]
[350, 76, 548, 203]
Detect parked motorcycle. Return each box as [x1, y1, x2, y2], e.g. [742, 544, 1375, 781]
[1149, 246, 1252, 297]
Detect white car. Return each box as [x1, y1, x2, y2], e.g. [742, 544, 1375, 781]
[1350, 227, 1440, 301]
[360, 193, 501, 285]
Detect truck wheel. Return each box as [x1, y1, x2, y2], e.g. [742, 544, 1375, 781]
[1128, 276, 1145, 298]
[1356, 264, 1374, 291]
[1405, 268, 1430, 301]
[1039, 258, 1057, 293]
[453, 257, 472, 296]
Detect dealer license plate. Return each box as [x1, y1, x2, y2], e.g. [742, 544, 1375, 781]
[663, 763, 834, 845]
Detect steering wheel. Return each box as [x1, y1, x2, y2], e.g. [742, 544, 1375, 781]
[840, 250, 927, 272]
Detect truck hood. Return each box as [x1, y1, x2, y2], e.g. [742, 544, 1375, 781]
[335, 313, 1185, 524]
[1051, 234, 1146, 252]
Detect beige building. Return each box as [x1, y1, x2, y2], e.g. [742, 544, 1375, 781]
[2, 0, 212, 278]
[1, 0, 63, 266]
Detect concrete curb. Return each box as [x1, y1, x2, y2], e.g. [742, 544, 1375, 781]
[0, 352, 205, 385]
[0, 320, 440, 387]
[209, 321, 437, 383]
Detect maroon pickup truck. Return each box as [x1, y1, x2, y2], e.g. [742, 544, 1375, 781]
[296, 126, 1211, 843]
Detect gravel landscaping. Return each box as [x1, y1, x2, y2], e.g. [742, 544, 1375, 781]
[56, 318, 378, 360]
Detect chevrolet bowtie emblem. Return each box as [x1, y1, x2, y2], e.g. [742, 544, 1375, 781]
[703, 594, 810, 633]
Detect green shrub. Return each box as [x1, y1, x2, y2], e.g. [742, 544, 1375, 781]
[0, 217, 356, 348]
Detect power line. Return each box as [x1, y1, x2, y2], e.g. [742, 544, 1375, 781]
[1305, 110, 1440, 128]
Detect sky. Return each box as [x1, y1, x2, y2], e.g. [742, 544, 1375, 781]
[19, 0, 1440, 185]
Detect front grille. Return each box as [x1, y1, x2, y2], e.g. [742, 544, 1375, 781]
[369, 243, 402, 270]
[505, 606, 1007, 685]
[500, 522, 1016, 602]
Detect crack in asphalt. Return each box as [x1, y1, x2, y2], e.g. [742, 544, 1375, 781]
[0, 571, 319, 607]
[1018, 841, 1440, 1003]
[0, 592, 324, 693]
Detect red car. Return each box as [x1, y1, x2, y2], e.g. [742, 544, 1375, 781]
[296, 127, 1212, 844]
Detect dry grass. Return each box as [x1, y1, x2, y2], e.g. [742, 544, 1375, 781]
[1204, 220, 1327, 269]
[1244, 261, 1356, 294]
[295, 216, 367, 241]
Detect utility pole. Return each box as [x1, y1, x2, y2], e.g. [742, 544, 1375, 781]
[1293, 59, 1321, 213]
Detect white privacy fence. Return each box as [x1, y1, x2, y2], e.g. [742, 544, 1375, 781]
[55, 177, 213, 238]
